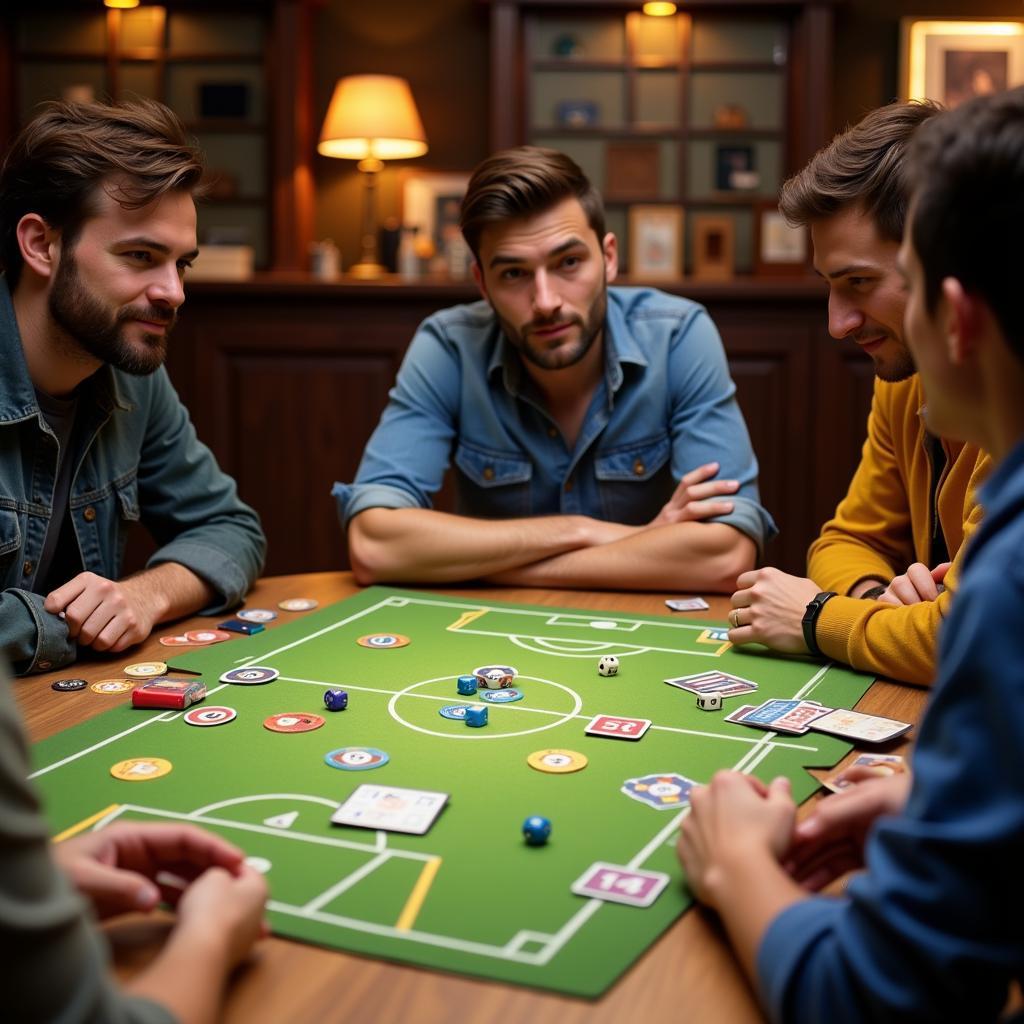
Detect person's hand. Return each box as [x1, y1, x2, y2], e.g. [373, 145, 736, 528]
[45, 572, 165, 653]
[52, 822, 247, 919]
[648, 462, 739, 528]
[784, 772, 912, 891]
[727, 567, 819, 653]
[173, 863, 269, 968]
[677, 772, 795, 909]
[877, 561, 950, 605]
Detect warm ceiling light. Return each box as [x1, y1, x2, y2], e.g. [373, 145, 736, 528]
[104, 0, 141, 8]
[642, 2, 677, 15]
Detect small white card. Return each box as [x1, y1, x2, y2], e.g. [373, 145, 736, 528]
[571, 861, 670, 907]
[665, 597, 710, 612]
[331, 784, 449, 835]
[809, 709, 911, 744]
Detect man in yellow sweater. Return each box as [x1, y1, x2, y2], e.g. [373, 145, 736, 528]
[725, 102, 990, 686]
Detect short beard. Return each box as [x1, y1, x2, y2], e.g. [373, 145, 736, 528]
[498, 283, 607, 372]
[48, 250, 174, 376]
[874, 345, 917, 384]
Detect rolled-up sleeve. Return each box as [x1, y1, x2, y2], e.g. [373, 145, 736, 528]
[0, 589, 75, 676]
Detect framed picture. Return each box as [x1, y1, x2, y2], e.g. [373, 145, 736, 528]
[714, 144, 759, 192]
[692, 214, 735, 281]
[401, 171, 472, 257]
[901, 18, 1024, 107]
[754, 202, 808, 276]
[556, 99, 599, 128]
[628, 205, 683, 281]
[605, 142, 660, 201]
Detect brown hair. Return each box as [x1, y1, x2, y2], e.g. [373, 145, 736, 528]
[460, 146, 605, 259]
[0, 98, 205, 286]
[779, 101, 942, 242]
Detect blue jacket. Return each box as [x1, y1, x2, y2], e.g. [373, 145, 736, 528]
[758, 438, 1024, 1022]
[0, 279, 265, 674]
[333, 287, 774, 551]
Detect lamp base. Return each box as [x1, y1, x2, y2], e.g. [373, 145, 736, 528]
[347, 261, 387, 280]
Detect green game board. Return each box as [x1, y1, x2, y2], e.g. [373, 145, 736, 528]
[31, 587, 876, 997]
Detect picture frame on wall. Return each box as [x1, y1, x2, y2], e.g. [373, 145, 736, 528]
[628, 205, 683, 282]
[401, 171, 472, 257]
[900, 18, 1024, 108]
[692, 214, 735, 282]
[754, 201, 808, 276]
[714, 144, 758, 192]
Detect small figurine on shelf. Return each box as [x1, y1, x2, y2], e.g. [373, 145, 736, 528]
[713, 104, 749, 131]
[309, 239, 340, 280]
[553, 33, 581, 58]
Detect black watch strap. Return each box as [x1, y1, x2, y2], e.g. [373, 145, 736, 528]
[801, 591, 837, 657]
[860, 584, 888, 601]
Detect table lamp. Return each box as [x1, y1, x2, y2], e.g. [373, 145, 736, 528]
[318, 74, 428, 279]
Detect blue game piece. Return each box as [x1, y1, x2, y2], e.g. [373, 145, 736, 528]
[465, 704, 488, 728]
[324, 688, 349, 711]
[522, 815, 551, 846]
[457, 674, 477, 696]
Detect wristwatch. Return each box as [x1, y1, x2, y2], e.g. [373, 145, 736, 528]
[801, 591, 837, 657]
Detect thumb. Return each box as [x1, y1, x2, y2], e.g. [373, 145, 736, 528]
[931, 562, 952, 583]
[768, 776, 792, 804]
[71, 859, 160, 918]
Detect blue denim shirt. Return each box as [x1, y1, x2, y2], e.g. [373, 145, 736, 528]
[333, 286, 774, 550]
[0, 279, 265, 675]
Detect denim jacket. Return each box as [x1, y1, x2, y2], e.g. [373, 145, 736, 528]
[0, 279, 265, 675]
[334, 286, 775, 549]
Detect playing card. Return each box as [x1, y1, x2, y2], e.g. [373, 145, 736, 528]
[665, 597, 710, 612]
[820, 753, 907, 793]
[809, 709, 912, 744]
[663, 670, 759, 698]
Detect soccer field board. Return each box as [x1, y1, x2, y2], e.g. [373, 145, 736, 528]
[31, 587, 876, 997]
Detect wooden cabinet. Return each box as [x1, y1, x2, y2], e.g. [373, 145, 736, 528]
[152, 277, 868, 581]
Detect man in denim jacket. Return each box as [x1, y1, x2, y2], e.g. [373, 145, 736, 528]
[0, 100, 265, 675]
[335, 148, 773, 591]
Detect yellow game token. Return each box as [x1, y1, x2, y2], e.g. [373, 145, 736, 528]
[356, 633, 410, 649]
[527, 749, 588, 774]
[124, 661, 167, 678]
[109, 757, 173, 781]
[90, 679, 133, 695]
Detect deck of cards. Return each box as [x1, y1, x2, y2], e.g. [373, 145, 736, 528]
[664, 670, 758, 699]
[726, 699, 911, 742]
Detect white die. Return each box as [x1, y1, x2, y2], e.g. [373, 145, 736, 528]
[696, 693, 723, 711]
[597, 655, 619, 677]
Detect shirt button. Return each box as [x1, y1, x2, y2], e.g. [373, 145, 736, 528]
[22, 560, 33, 576]
[633, 460, 646, 476]
[483, 466, 495, 481]
[83, 506, 97, 522]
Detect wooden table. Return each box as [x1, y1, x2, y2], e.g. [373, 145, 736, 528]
[15, 573, 929, 1024]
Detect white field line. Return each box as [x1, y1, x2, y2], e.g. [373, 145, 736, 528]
[303, 851, 393, 913]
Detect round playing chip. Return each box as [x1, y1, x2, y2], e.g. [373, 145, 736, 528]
[90, 678, 133, 695]
[357, 633, 410, 649]
[124, 661, 167, 678]
[438, 704, 472, 720]
[480, 687, 524, 704]
[527, 749, 589, 774]
[278, 598, 318, 612]
[237, 608, 278, 623]
[51, 677, 88, 692]
[264, 712, 326, 734]
[110, 756, 173, 781]
[184, 629, 232, 644]
[219, 666, 279, 685]
[324, 746, 389, 771]
[184, 705, 237, 727]
[472, 664, 517, 689]
[159, 635, 193, 647]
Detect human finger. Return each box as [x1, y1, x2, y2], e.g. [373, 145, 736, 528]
[931, 561, 952, 585]
[44, 572, 94, 615]
[906, 562, 939, 601]
[679, 462, 721, 487]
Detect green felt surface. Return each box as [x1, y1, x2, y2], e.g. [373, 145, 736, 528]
[31, 587, 875, 997]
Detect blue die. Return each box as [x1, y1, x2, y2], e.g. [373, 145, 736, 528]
[457, 674, 477, 696]
[465, 704, 488, 728]
[522, 815, 552, 846]
[324, 688, 349, 711]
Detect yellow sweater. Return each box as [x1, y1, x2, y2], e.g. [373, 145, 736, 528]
[808, 375, 990, 686]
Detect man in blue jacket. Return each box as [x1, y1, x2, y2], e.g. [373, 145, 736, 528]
[0, 99, 265, 674]
[677, 88, 1024, 1021]
[335, 147, 773, 592]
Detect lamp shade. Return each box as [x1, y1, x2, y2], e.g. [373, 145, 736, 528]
[318, 75, 428, 161]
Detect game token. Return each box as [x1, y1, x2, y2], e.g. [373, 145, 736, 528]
[237, 608, 278, 622]
[480, 687, 523, 704]
[357, 632, 410, 649]
[439, 704, 471, 720]
[472, 664, 517, 688]
[219, 666, 279, 685]
[597, 655, 619, 677]
[523, 815, 552, 846]
[527, 749, 588, 774]
[456, 674, 477, 696]
[324, 746, 390, 771]
[621, 773, 696, 810]
[279, 598, 318, 612]
[184, 629, 231, 644]
[90, 679, 133, 695]
[51, 677, 87, 692]
[324, 688, 349, 711]
[465, 704, 488, 727]
[184, 705, 237, 727]
[264, 712, 326, 734]
[124, 661, 167, 678]
[218, 618, 264, 635]
[571, 862, 670, 908]
[159, 634, 193, 647]
[109, 757, 172, 782]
